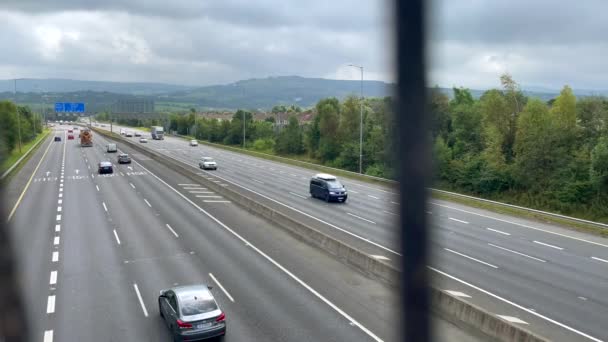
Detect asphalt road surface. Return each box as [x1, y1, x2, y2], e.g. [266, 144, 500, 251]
[4, 125, 485, 342]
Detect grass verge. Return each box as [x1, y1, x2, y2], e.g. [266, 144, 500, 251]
[432, 191, 608, 238]
[0, 129, 51, 183]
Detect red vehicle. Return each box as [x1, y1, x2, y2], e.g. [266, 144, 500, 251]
[68, 134, 74, 140]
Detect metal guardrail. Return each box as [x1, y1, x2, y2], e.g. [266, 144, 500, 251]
[430, 188, 608, 229]
[1, 131, 50, 180]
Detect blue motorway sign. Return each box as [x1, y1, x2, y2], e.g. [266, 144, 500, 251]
[55, 102, 85, 113]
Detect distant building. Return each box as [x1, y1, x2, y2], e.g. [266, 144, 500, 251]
[111, 98, 155, 113]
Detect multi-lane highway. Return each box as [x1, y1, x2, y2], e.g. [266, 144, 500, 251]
[3, 125, 485, 341]
[92, 123, 608, 342]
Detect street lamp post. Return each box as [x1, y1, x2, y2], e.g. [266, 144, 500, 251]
[348, 64, 364, 174]
[14, 79, 22, 153]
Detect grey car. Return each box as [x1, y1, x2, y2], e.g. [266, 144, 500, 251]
[159, 285, 226, 341]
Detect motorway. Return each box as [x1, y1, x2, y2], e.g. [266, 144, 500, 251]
[92, 123, 608, 342]
[2, 125, 486, 342]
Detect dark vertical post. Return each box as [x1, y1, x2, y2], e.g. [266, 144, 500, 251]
[395, 0, 430, 341]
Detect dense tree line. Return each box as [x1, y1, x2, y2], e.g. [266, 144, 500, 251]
[163, 96, 398, 178]
[431, 74, 608, 220]
[0, 100, 44, 159]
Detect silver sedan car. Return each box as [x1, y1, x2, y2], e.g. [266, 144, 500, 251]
[159, 284, 226, 341]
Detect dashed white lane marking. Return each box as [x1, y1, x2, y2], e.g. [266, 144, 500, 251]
[579, 296, 588, 301]
[252, 178, 265, 184]
[130, 183, 136, 189]
[370, 255, 390, 261]
[165, 224, 179, 238]
[367, 195, 380, 200]
[346, 212, 376, 224]
[383, 210, 397, 216]
[96, 185, 100, 191]
[49, 271, 57, 285]
[57, 206, 62, 212]
[133, 284, 148, 317]
[58, 199, 62, 204]
[449, 217, 469, 224]
[209, 273, 235, 302]
[120, 172, 124, 176]
[144, 199, 152, 207]
[486, 228, 511, 236]
[533, 241, 564, 250]
[203, 200, 231, 203]
[591, 256, 608, 263]
[59, 188, 63, 192]
[196, 195, 222, 198]
[53, 236, 60, 245]
[58, 193, 62, 198]
[56, 215, 61, 221]
[102, 202, 108, 212]
[488, 243, 546, 263]
[113, 230, 121, 245]
[289, 192, 307, 199]
[183, 187, 205, 190]
[497, 315, 528, 324]
[55, 224, 60, 232]
[391, 201, 400, 205]
[444, 290, 471, 298]
[348, 190, 359, 194]
[88, 165, 91, 170]
[444, 248, 498, 269]
[46, 295, 56, 314]
[43, 330, 53, 342]
[178, 183, 200, 186]
[190, 191, 213, 194]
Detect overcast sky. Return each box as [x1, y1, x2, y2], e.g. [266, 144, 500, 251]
[0, 1, 606, 90]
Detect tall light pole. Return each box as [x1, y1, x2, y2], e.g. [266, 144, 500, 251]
[13, 79, 23, 153]
[348, 64, 364, 174]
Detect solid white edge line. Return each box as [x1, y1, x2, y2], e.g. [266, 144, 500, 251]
[49, 271, 57, 285]
[591, 256, 608, 263]
[133, 283, 148, 317]
[130, 158, 383, 342]
[144, 199, 152, 207]
[43, 330, 53, 342]
[46, 295, 55, 314]
[533, 240, 564, 250]
[156, 152, 401, 256]
[486, 227, 511, 236]
[113, 230, 121, 245]
[428, 266, 603, 342]
[431, 202, 608, 249]
[165, 224, 179, 238]
[346, 212, 376, 225]
[209, 273, 235, 302]
[449, 217, 469, 224]
[444, 248, 498, 269]
[487, 243, 546, 263]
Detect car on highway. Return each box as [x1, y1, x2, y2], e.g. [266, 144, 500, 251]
[117, 153, 131, 164]
[199, 157, 217, 170]
[190, 139, 198, 146]
[73, 127, 79, 130]
[98, 161, 113, 174]
[134, 131, 142, 137]
[158, 284, 226, 341]
[139, 137, 148, 143]
[310, 173, 348, 203]
[68, 129, 73, 133]
[107, 143, 118, 153]
[100, 124, 106, 127]
[54, 136, 61, 142]
[67, 134, 74, 140]
[125, 131, 134, 137]
[120, 129, 125, 135]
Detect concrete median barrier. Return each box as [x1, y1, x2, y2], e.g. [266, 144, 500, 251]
[93, 127, 548, 342]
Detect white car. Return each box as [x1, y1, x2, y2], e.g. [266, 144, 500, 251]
[190, 139, 198, 146]
[139, 137, 148, 143]
[120, 129, 125, 135]
[199, 157, 217, 170]
[125, 131, 134, 137]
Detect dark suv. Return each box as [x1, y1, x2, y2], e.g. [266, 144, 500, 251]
[309, 173, 348, 203]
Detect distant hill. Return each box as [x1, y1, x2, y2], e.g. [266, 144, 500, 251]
[0, 78, 195, 95]
[163, 76, 393, 109]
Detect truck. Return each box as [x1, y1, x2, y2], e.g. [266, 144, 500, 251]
[80, 128, 93, 147]
[151, 126, 164, 140]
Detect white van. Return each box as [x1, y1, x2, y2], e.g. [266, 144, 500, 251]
[107, 143, 117, 153]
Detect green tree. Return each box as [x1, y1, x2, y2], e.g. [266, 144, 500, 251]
[449, 88, 483, 157]
[0, 101, 19, 154]
[591, 136, 608, 195]
[316, 98, 341, 161]
[304, 114, 321, 158]
[275, 116, 303, 155]
[429, 87, 451, 141]
[550, 85, 577, 131]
